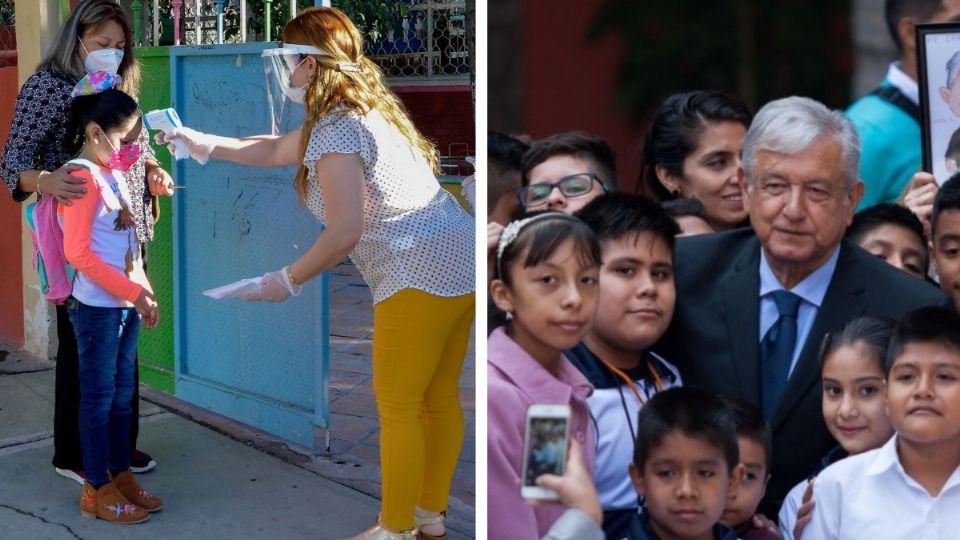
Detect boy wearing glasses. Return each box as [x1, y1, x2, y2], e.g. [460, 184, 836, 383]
[518, 131, 617, 214]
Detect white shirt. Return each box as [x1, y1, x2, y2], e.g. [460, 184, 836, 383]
[779, 477, 810, 540]
[303, 108, 475, 303]
[758, 246, 840, 375]
[589, 352, 682, 511]
[886, 61, 919, 105]
[802, 435, 960, 540]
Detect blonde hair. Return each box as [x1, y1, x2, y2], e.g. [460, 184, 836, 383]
[282, 7, 439, 202]
[38, 0, 141, 97]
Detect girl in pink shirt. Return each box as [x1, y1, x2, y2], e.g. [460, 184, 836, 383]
[488, 212, 603, 539]
[59, 72, 161, 524]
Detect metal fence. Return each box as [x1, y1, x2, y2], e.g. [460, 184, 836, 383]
[133, 0, 469, 82]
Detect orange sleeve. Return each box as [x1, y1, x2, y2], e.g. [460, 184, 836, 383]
[61, 168, 143, 303]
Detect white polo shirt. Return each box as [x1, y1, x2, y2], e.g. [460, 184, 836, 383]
[803, 435, 960, 540]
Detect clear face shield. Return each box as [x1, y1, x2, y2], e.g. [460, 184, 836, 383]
[261, 44, 324, 135]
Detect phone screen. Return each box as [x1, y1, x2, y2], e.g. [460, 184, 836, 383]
[522, 416, 568, 487]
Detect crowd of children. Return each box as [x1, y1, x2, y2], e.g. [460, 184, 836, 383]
[488, 85, 960, 540]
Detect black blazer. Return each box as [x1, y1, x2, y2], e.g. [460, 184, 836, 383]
[653, 228, 949, 516]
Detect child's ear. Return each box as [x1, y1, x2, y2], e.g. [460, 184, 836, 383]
[490, 279, 514, 314]
[942, 87, 952, 104]
[728, 463, 746, 497]
[87, 123, 102, 143]
[628, 463, 645, 498]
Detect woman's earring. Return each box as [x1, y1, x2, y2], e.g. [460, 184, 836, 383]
[505, 310, 513, 321]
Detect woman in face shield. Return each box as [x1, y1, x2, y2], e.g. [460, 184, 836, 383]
[159, 7, 474, 540]
[0, 0, 173, 486]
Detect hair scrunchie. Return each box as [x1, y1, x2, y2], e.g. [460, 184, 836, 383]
[71, 71, 122, 97]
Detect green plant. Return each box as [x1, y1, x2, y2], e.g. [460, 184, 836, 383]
[334, 0, 409, 44]
[0, 0, 15, 26]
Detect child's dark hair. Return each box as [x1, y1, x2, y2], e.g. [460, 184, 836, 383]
[720, 396, 771, 472]
[933, 173, 960, 236]
[575, 192, 680, 258]
[520, 131, 618, 189]
[489, 131, 530, 209]
[945, 128, 960, 162]
[819, 315, 895, 374]
[634, 387, 739, 472]
[661, 197, 708, 220]
[846, 204, 927, 267]
[640, 91, 751, 202]
[68, 88, 140, 137]
[886, 307, 960, 374]
[494, 212, 602, 286]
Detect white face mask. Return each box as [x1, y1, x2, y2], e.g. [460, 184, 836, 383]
[282, 57, 309, 105]
[79, 39, 123, 75]
[285, 85, 307, 105]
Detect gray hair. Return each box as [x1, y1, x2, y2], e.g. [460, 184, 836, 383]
[947, 50, 960, 89]
[37, 0, 140, 97]
[742, 96, 860, 192]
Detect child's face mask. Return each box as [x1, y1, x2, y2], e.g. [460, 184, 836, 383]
[103, 136, 141, 172]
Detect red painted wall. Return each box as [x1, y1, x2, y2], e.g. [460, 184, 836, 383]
[0, 64, 24, 346]
[396, 88, 475, 158]
[521, 0, 643, 193]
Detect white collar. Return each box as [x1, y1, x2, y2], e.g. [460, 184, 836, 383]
[886, 62, 919, 105]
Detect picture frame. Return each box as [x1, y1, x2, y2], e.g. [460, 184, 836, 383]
[917, 22, 960, 185]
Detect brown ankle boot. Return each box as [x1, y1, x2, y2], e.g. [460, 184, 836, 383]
[80, 481, 149, 524]
[110, 470, 163, 512]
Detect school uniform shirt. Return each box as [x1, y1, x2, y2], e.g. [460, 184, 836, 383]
[803, 435, 960, 540]
[779, 446, 848, 540]
[625, 511, 738, 540]
[302, 107, 474, 304]
[566, 344, 682, 513]
[487, 327, 595, 540]
[60, 160, 148, 307]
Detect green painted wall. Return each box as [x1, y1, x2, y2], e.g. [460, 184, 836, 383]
[135, 47, 174, 393]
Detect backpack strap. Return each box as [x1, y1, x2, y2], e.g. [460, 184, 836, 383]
[869, 85, 921, 123]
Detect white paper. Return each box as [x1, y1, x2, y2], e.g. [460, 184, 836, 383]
[202, 277, 262, 300]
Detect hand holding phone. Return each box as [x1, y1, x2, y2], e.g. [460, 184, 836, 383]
[520, 404, 571, 500]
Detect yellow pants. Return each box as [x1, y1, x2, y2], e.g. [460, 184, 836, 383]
[373, 288, 475, 531]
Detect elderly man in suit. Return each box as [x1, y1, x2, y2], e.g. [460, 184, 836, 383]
[654, 96, 948, 516]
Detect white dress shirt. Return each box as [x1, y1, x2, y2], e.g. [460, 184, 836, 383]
[802, 435, 960, 540]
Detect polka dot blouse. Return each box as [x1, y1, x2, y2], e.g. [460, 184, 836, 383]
[303, 108, 475, 304]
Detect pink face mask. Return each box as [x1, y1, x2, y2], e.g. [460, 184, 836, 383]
[104, 138, 141, 172]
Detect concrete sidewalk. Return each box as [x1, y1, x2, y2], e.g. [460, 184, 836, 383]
[0, 259, 476, 540]
[0, 349, 473, 540]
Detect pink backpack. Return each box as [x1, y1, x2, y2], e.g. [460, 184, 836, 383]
[25, 194, 75, 304]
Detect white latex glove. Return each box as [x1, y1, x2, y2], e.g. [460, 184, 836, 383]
[242, 267, 303, 303]
[461, 174, 476, 215]
[155, 127, 215, 165]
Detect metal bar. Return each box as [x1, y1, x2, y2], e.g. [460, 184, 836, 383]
[289, 0, 296, 21]
[153, 0, 160, 46]
[264, 0, 273, 42]
[240, 0, 247, 42]
[173, 0, 183, 45]
[132, 0, 143, 45]
[215, 0, 224, 43]
[195, 0, 202, 45]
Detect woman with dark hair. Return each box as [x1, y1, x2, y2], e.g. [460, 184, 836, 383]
[0, 0, 173, 484]
[640, 90, 752, 231]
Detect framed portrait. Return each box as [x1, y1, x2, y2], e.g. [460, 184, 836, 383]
[917, 22, 960, 185]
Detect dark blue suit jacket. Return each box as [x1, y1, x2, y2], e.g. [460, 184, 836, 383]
[653, 228, 948, 516]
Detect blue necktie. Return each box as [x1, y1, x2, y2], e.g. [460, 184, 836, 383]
[760, 290, 802, 418]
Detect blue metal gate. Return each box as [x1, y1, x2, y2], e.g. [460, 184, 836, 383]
[169, 43, 329, 451]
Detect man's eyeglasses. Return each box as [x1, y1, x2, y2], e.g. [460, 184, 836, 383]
[517, 173, 605, 208]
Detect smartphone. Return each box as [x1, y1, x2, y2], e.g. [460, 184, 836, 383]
[520, 404, 571, 500]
